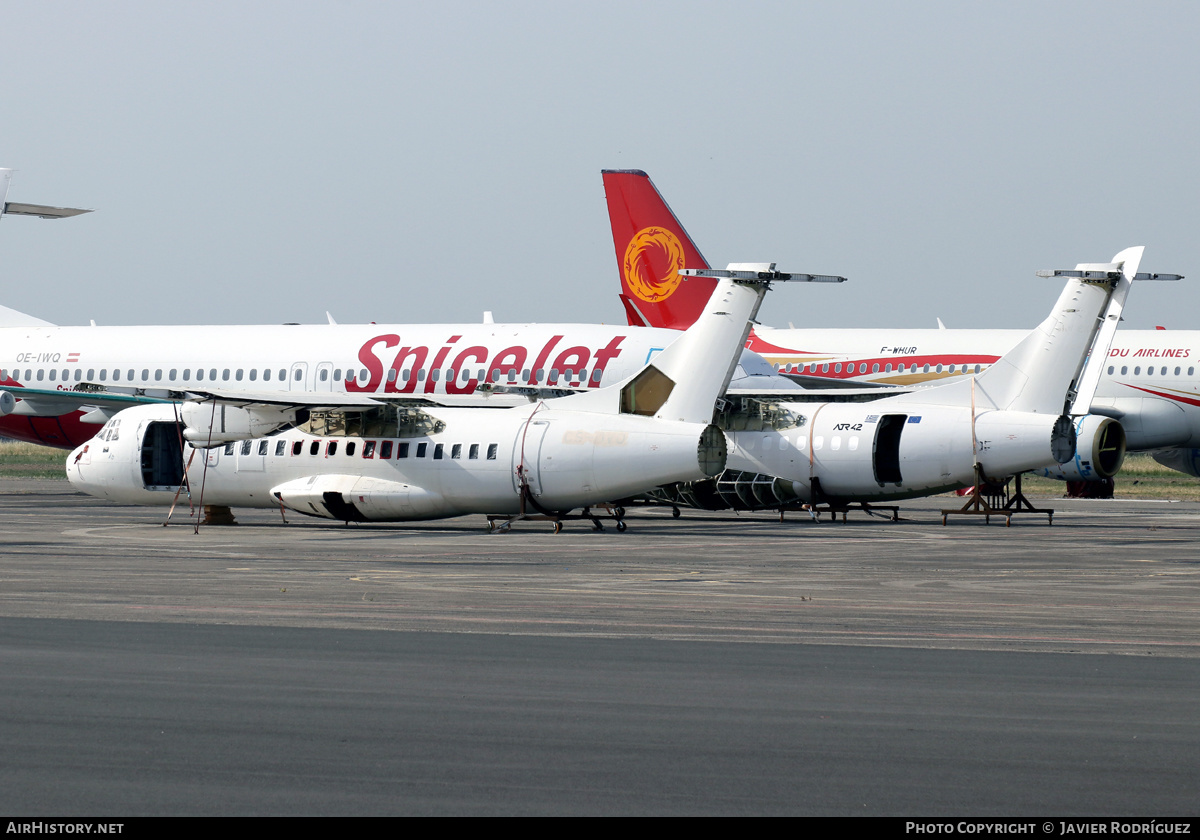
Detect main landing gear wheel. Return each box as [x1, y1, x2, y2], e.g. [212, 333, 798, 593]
[672, 506, 681, 519]
[616, 520, 627, 532]
[553, 521, 563, 534]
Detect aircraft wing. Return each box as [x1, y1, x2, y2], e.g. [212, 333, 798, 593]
[0, 386, 169, 420]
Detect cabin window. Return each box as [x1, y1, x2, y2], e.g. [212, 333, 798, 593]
[209, 369, 217, 381]
[974, 365, 981, 374]
[398, 443, 410, 458]
[278, 369, 286, 381]
[1175, 367, 1181, 376]
[487, 444, 498, 460]
[433, 443, 444, 460]
[387, 369, 397, 383]
[1162, 367, 1168, 376]
[241, 440, 252, 456]
[872, 363, 880, 373]
[310, 441, 320, 455]
[75, 369, 84, 382]
[333, 369, 342, 382]
[295, 369, 303, 382]
[923, 364, 930, 373]
[1121, 366, 1128, 375]
[224, 443, 234, 455]
[1108, 366, 1114, 375]
[834, 364, 842, 373]
[363, 441, 376, 458]
[275, 440, 286, 456]
[469, 444, 479, 459]
[936, 364, 943, 373]
[195, 369, 203, 381]
[1148, 367, 1154, 376]
[380, 441, 393, 459]
[249, 369, 257, 381]
[222, 369, 230, 381]
[346, 442, 356, 456]
[263, 369, 271, 381]
[292, 441, 303, 455]
[491, 368, 500, 381]
[258, 440, 268, 456]
[327, 441, 338, 457]
[235, 369, 243, 381]
[451, 444, 462, 459]
[1134, 367, 1141, 375]
[831, 436, 842, 451]
[99, 369, 107, 381]
[416, 443, 427, 458]
[319, 368, 328, 382]
[431, 369, 440, 382]
[48, 370, 55, 381]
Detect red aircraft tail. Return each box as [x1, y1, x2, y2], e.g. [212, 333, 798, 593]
[602, 169, 713, 330]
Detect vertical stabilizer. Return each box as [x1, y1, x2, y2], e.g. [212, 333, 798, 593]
[944, 248, 1144, 415]
[603, 169, 713, 329]
[0, 170, 12, 220]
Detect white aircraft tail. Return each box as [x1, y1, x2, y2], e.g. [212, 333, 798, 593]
[911, 248, 1146, 415]
[558, 272, 769, 424]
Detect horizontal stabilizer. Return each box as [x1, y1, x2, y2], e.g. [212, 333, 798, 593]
[3, 202, 92, 219]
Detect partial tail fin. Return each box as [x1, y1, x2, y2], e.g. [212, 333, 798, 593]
[915, 248, 1155, 416]
[561, 274, 774, 424]
[602, 169, 713, 329]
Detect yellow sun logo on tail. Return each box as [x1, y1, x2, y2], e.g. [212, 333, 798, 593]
[623, 226, 686, 303]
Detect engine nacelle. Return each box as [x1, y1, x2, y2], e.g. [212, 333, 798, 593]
[1032, 415, 1126, 481]
[180, 402, 300, 445]
[0, 390, 14, 416]
[1151, 447, 1200, 478]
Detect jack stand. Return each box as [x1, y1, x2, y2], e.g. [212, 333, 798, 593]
[201, 505, 238, 526]
[941, 467, 1053, 526]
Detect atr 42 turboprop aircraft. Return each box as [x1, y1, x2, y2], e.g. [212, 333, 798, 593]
[65, 276, 780, 528]
[647, 250, 1138, 512]
[603, 169, 1199, 480]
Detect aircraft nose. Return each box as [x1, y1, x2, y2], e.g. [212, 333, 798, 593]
[65, 444, 90, 490]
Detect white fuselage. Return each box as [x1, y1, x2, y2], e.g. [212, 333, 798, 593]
[749, 326, 1200, 452]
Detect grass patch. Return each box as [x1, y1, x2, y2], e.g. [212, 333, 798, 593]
[0, 440, 70, 479]
[1020, 453, 1200, 501]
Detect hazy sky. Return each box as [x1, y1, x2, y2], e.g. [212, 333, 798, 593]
[2, 1, 1198, 332]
